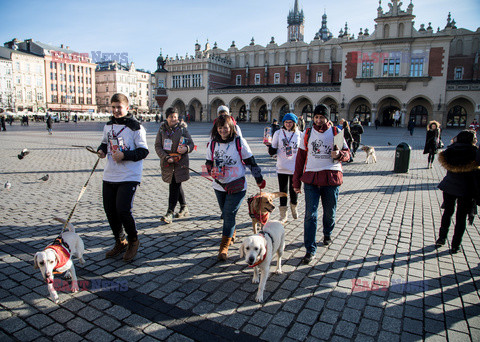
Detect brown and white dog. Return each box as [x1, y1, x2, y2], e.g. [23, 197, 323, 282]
[361, 145, 377, 164]
[247, 192, 287, 234]
[240, 220, 285, 302]
[33, 218, 85, 303]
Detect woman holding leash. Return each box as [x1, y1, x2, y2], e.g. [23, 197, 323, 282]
[155, 107, 195, 224]
[97, 93, 149, 261]
[266, 113, 301, 223]
[423, 120, 442, 169]
[205, 115, 265, 261]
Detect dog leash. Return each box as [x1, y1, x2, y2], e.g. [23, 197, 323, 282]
[60, 146, 101, 233]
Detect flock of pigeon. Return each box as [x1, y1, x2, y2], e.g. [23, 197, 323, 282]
[4, 149, 49, 190]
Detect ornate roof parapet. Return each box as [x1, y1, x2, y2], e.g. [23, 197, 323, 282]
[377, 0, 414, 18]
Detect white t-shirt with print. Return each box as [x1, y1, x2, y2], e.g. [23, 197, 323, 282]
[271, 128, 301, 175]
[299, 127, 344, 172]
[101, 123, 148, 183]
[206, 137, 253, 192]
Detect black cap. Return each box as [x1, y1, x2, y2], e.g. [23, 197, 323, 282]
[313, 104, 330, 117]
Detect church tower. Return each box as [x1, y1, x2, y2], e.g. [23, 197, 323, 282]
[287, 0, 305, 42]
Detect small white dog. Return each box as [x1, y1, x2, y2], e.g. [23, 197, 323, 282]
[361, 145, 377, 164]
[33, 218, 85, 303]
[240, 220, 285, 302]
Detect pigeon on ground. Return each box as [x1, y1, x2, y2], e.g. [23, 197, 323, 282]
[388, 142, 392, 146]
[4, 181, 11, 189]
[39, 174, 49, 181]
[17, 148, 30, 160]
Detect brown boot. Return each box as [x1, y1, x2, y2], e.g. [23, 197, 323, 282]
[230, 230, 236, 246]
[218, 235, 232, 261]
[105, 238, 128, 258]
[123, 239, 140, 261]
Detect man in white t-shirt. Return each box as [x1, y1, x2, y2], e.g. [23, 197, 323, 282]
[293, 104, 351, 265]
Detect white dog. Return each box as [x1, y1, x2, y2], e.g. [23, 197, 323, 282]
[240, 220, 285, 302]
[361, 145, 377, 164]
[33, 218, 85, 303]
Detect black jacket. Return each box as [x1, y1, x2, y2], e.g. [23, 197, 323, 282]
[438, 142, 479, 198]
[423, 128, 441, 154]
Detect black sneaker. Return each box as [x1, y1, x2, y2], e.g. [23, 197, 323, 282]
[323, 236, 332, 246]
[303, 253, 315, 265]
[435, 237, 446, 247]
[451, 246, 461, 254]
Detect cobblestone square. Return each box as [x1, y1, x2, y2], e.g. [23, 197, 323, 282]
[0, 122, 479, 341]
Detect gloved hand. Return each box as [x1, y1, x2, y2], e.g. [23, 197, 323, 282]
[257, 179, 266, 189]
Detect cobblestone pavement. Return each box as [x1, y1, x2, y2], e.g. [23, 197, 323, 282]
[0, 121, 479, 341]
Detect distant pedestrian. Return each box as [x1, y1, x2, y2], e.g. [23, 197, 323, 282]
[1, 115, 6, 131]
[297, 116, 305, 131]
[155, 114, 159, 123]
[375, 118, 380, 130]
[436, 130, 479, 254]
[8, 115, 13, 125]
[46, 115, 53, 134]
[407, 118, 415, 136]
[469, 119, 479, 132]
[423, 120, 441, 168]
[336, 118, 345, 131]
[350, 118, 364, 156]
[343, 120, 354, 162]
[271, 118, 280, 136]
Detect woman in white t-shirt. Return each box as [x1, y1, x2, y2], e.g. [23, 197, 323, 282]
[266, 113, 301, 222]
[206, 115, 265, 261]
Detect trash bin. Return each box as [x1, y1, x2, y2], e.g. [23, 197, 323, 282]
[394, 142, 411, 173]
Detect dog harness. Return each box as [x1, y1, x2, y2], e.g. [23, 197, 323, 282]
[248, 231, 274, 268]
[45, 236, 71, 271]
[247, 195, 270, 226]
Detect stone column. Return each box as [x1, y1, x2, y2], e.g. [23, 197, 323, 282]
[268, 109, 272, 122]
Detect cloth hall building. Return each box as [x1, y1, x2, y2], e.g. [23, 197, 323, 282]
[154, 0, 480, 127]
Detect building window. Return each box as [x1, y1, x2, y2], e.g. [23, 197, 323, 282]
[16, 76, 21, 84]
[294, 72, 301, 83]
[447, 105, 467, 127]
[37, 92, 43, 101]
[361, 61, 374, 78]
[274, 73, 280, 84]
[383, 58, 400, 76]
[255, 74, 261, 85]
[316, 72, 323, 83]
[354, 105, 371, 125]
[16, 62, 20, 71]
[410, 58, 424, 77]
[36, 77, 42, 87]
[454, 67, 463, 80]
[409, 105, 429, 127]
[192, 74, 202, 87]
[236, 75, 242, 85]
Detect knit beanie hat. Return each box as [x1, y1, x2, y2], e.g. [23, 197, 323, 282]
[282, 113, 298, 123]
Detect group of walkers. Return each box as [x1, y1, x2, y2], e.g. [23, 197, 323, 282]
[96, 93, 479, 263]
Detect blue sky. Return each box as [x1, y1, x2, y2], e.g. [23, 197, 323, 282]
[1, 0, 478, 72]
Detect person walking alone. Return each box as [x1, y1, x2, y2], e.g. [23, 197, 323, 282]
[423, 120, 442, 168]
[435, 130, 479, 254]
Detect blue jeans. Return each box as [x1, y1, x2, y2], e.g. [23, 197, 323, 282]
[215, 190, 246, 237]
[304, 183, 339, 254]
